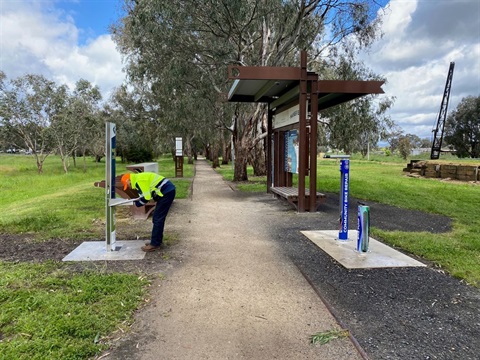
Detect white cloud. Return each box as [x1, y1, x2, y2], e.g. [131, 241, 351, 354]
[381, 0, 417, 37]
[0, 0, 125, 99]
[43, 35, 124, 95]
[362, 0, 480, 140]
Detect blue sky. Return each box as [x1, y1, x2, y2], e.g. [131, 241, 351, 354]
[54, 0, 123, 45]
[1, 0, 479, 140]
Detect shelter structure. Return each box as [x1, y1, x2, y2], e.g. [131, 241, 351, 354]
[227, 51, 384, 212]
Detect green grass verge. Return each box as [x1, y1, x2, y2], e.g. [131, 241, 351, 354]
[0, 261, 149, 359]
[214, 156, 480, 287]
[0, 154, 193, 240]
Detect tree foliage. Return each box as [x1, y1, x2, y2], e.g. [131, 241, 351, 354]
[50, 79, 103, 173]
[316, 55, 395, 155]
[112, 0, 386, 180]
[397, 136, 412, 160]
[0, 73, 60, 173]
[0, 73, 105, 173]
[444, 95, 480, 158]
[387, 130, 428, 155]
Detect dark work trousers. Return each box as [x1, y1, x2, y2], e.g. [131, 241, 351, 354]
[150, 187, 176, 246]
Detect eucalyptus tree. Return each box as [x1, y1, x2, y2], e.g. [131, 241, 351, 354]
[384, 125, 404, 154]
[316, 54, 395, 155]
[405, 134, 422, 149]
[108, 82, 184, 162]
[148, 57, 220, 162]
[109, 84, 155, 162]
[72, 80, 103, 170]
[49, 79, 102, 173]
[90, 104, 112, 163]
[322, 94, 394, 156]
[165, 86, 220, 164]
[444, 95, 480, 158]
[0, 74, 61, 173]
[0, 72, 21, 149]
[397, 136, 412, 160]
[113, 0, 384, 180]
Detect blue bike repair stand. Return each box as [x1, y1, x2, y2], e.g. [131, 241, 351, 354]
[323, 155, 351, 241]
[303, 154, 427, 268]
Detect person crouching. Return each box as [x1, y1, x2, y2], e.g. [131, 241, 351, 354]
[121, 172, 176, 252]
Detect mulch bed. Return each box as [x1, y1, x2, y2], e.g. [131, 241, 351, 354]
[262, 193, 479, 360]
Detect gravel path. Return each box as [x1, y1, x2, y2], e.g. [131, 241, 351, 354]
[101, 159, 364, 359]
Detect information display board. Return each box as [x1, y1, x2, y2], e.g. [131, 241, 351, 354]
[284, 130, 299, 174]
[274, 104, 299, 129]
[175, 137, 183, 156]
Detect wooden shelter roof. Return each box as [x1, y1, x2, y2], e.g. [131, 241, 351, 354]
[227, 65, 384, 111]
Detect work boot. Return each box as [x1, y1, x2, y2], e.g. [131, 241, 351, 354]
[141, 244, 161, 252]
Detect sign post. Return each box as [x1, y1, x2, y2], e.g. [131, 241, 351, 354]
[339, 159, 350, 240]
[175, 137, 183, 177]
[105, 122, 117, 251]
[323, 154, 351, 240]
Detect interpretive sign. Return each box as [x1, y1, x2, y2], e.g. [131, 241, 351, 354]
[175, 137, 183, 156]
[274, 104, 299, 129]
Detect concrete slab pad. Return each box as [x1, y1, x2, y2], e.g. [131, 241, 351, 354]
[301, 230, 426, 269]
[62, 240, 146, 262]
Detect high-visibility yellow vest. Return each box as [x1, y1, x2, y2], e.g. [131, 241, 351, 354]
[130, 172, 164, 201]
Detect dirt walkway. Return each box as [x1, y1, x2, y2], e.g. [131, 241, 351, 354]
[103, 159, 363, 359]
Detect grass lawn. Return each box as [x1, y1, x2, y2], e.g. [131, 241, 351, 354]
[215, 154, 480, 287]
[0, 154, 193, 359]
[0, 262, 149, 359]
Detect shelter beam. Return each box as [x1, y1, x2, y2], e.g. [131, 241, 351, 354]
[228, 65, 301, 80]
[271, 86, 300, 109]
[255, 80, 277, 102]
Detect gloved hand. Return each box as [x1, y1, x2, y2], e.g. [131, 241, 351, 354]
[135, 197, 147, 207]
[152, 192, 161, 202]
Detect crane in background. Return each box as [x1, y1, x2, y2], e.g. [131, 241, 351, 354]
[430, 62, 455, 160]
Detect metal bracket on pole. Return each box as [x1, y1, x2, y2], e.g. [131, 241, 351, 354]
[323, 154, 351, 159]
